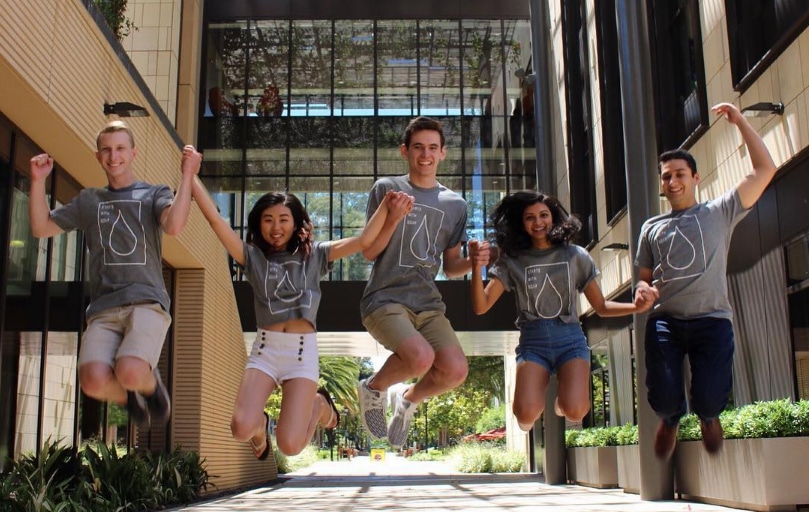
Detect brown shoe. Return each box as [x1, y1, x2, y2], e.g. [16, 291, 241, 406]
[700, 418, 724, 454]
[654, 420, 679, 460]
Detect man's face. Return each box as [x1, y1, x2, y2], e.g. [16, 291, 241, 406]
[400, 129, 446, 178]
[95, 131, 137, 179]
[660, 158, 699, 210]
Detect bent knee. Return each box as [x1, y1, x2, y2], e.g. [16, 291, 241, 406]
[559, 400, 590, 423]
[79, 364, 114, 398]
[513, 401, 542, 427]
[275, 432, 306, 456]
[231, 413, 262, 442]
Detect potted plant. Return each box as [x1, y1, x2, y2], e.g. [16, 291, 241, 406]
[565, 426, 620, 488]
[674, 399, 809, 510]
[613, 423, 639, 494]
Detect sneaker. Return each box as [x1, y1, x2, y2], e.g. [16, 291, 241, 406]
[653, 420, 679, 460]
[358, 378, 388, 440]
[145, 368, 171, 427]
[387, 387, 418, 449]
[127, 390, 150, 428]
[700, 418, 724, 454]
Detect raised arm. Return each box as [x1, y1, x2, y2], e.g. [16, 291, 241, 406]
[361, 192, 402, 261]
[712, 102, 777, 209]
[469, 240, 503, 314]
[191, 175, 246, 266]
[29, 154, 65, 238]
[160, 145, 202, 235]
[329, 191, 413, 261]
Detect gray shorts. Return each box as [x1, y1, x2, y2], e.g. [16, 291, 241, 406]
[362, 303, 461, 353]
[78, 302, 171, 369]
[245, 329, 319, 385]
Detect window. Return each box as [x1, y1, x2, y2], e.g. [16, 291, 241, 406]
[561, 0, 597, 246]
[648, 0, 708, 150]
[594, 0, 627, 223]
[725, 0, 809, 90]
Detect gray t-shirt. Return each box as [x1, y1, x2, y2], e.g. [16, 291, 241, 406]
[361, 175, 468, 317]
[490, 244, 598, 326]
[635, 189, 749, 320]
[50, 181, 173, 317]
[241, 240, 332, 329]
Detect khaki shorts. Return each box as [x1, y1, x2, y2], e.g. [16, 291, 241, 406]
[362, 303, 460, 353]
[78, 303, 171, 369]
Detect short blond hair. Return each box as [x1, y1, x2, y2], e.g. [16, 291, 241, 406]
[96, 120, 135, 150]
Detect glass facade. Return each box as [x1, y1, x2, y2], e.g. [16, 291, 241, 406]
[198, 18, 536, 281]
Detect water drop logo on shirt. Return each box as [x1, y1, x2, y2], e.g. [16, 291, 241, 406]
[98, 200, 147, 265]
[525, 261, 569, 319]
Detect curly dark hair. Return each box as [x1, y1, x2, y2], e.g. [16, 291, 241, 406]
[246, 192, 314, 257]
[490, 190, 581, 257]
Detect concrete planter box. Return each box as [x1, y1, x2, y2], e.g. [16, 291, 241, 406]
[566, 446, 618, 488]
[674, 437, 809, 511]
[616, 445, 640, 494]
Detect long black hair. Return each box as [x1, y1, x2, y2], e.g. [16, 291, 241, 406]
[490, 190, 581, 257]
[246, 192, 314, 257]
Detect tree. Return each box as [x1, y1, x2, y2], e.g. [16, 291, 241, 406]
[92, 0, 136, 41]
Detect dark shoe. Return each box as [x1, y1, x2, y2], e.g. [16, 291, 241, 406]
[700, 418, 724, 454]
[249, 412, 272, 461]
[654, 420, 679, 460]
[317, 388, 339, 430]
[145, 368, 171, 427]
[127, 390, 150, 428]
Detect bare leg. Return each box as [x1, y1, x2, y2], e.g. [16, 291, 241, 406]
[555, 358, 591, 422]
[231, 368, 277, 455]
[275, 378, 320, 456]
[512, 361, 551, 431]
[368, 334, 434, 391]
[115, 356, 156, 394]
[79, 362, 128, 405]
[406, 345, 468, 403]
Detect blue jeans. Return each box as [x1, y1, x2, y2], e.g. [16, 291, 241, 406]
[516, 318, 590, 374]
[645, 314, 734, 426]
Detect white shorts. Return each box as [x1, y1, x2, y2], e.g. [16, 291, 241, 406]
[245, 329, 319, 385]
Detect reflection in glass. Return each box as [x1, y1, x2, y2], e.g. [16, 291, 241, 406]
[15, 331, 43, 458]
[334, 20, 375, 116]
[419, 21, 461, 117]
[41, 332, 79, 447]
[249, 21, 290, 117]
[377, 20, 418, 117]
[290, 20, 332, 117]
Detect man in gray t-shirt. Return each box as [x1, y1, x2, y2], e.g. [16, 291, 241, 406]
[29, 120, 201, 429]
[357, 116, 489, 449]
[634, 102, 778, 460]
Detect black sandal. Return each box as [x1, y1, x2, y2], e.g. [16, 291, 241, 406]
[249, 411, 271, 461]
[317, 388, 339, 430]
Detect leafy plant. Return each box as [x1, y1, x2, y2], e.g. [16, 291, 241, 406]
[679, 399, 809, 441]
[92, 0, 136, 41]
[448, 443, 524, 473]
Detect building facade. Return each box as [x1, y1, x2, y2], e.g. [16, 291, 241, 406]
[0, 0, 808, 495]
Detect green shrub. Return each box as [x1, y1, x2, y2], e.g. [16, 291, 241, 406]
[679, 399, 809, 441]
[564, 426, 621, 447]
[566, 399, 809, 446]
[0, 439, 211, 511]
[447, 443, 524, 473]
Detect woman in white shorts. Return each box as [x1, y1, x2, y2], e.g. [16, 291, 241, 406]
[192, 180, 412, 459]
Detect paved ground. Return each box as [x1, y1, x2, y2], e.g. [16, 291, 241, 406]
[175, 455, 748, 511]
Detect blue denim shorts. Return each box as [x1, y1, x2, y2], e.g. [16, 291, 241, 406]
[516, 318, 590, 374]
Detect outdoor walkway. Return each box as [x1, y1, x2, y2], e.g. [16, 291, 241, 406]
[175, 454, 749, 512]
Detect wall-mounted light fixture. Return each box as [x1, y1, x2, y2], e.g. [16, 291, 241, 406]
[103, 102, 149, 117]
[741, 102, 784, 117]
[601, 242, 629, 252]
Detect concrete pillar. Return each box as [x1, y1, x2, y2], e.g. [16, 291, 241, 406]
[614, 0, 673, 500]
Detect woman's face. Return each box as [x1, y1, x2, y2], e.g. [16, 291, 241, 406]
[522, 201, 554, 248]
[259, 203, 296, 251]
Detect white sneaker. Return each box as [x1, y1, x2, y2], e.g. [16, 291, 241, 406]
[387, 387, 417, 449]
[358, 378, 388, 440]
